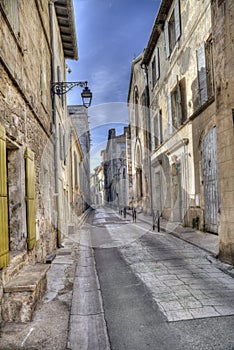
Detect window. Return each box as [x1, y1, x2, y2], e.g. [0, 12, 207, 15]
[151, 58, 156, 88]
[196, 38, 214, 106]
[165, 0, 181, 58]
[155, 47, 160, 81]
[152, 48, 160, 88]
[152, 110, 163, 149]
[156, 110, 163, 147]
[206, 38, 214, 99]
[1, 0, 19, 35]
[168, 77, 187, 133]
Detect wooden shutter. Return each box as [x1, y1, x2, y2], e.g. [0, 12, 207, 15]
[174, 0, 181, 42]
[151, 58, 156, 88]
[151, 116, 156, 150]
[0, 125, 9, 268]
[158, 109, 163, 145]
[167, 94, 173, 134]
[176, 76, 182, 127]
[196, 42, 208, 105]
[155, 47, 160, 80]
[25, 147, 36, 250]
[164, 21, 170, 58]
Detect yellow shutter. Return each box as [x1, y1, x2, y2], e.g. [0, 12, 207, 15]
[0, 124, 9, 268]
[25, 147, 36, 250]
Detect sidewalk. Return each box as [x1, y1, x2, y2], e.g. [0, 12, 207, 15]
[0, 208, 108, 350]
[125, 209, 234, 278]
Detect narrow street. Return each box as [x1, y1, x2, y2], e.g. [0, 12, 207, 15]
[90, 207, 234, 350]
[0, 208, 234, 349]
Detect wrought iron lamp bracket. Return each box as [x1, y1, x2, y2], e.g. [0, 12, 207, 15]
[51, 81, 88, 96]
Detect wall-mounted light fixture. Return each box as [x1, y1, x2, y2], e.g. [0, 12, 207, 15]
[51, 81, 92, 108]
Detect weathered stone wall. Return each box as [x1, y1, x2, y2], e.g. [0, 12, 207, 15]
[128, 55, 151, 213]
[0, 0, 57, 322]
[147, 0, 216, 227]
[212, 0, 234, 264]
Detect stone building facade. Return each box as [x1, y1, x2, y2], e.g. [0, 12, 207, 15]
[128, 0, 234, 263]
[90, 164, 104, 207]
[103, 128, 128, 210]
[143, 0, 217, 229]
[66, 115, 86, 234]
[0, 0, 81, 322]
[211, 0, 234, 263]
[67, 105, 91, 210]
[127, 54, 151, 213]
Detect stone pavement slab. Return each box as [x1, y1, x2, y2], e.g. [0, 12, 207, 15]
[118, 230, 234, 323]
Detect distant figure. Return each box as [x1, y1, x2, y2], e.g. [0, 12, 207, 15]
[123, 207, 126, 218]
[132, 208, 136, 223]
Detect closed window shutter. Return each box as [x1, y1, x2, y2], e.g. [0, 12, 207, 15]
[167, 94, 173, 134]
[151, 116, 155, 150]
[158, 109, 163, 145]
[176, 76, 182, 127]
[0, 124, 9, 268]
[174, 0, 181, 42]
[196, 42, 208, 105]
[165, 21, 170, 58]
[25, 147, 36, 251]
[156, 47, 160, 80]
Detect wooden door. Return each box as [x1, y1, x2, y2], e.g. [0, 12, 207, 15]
[202, 128, 219, 233]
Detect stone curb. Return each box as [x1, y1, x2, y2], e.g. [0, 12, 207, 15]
[66, 212, 111, 350]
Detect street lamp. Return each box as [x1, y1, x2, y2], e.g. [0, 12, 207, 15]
[51, 80, 92, 108]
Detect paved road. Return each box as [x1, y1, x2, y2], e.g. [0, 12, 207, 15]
[91, 207, 234, 350]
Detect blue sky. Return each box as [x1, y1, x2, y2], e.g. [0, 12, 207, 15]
[66, 0, 160, 170]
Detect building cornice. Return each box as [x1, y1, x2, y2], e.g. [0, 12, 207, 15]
[54, 0, 78, 60]
[142, 0, 173, 65]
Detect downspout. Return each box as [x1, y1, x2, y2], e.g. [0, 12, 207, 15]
[49, 1, 61, 247]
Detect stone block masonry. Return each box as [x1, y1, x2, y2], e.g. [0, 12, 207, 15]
[2, 264, 50, 322]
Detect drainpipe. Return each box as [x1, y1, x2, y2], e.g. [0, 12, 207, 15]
[141, 63, 154, 228]
[49, 1, 61, 247]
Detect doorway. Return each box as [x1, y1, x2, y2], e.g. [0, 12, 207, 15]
[202, 127, 219, 233]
